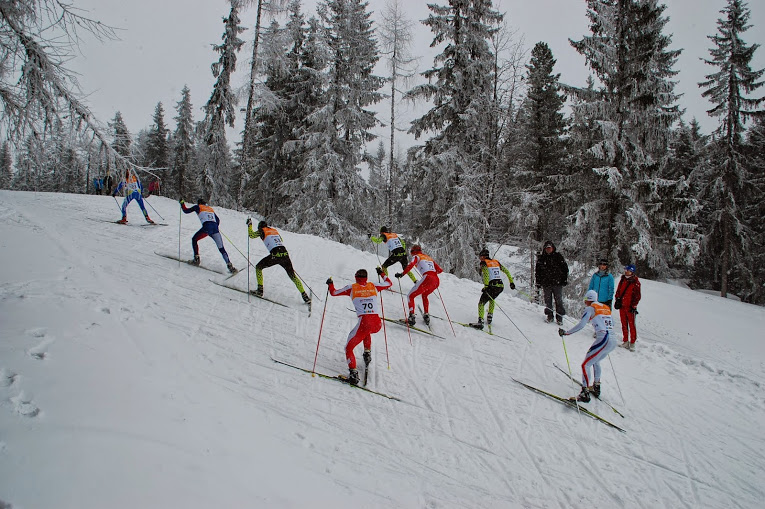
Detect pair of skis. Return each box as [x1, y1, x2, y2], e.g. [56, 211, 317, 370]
[271, 358, 401, 401]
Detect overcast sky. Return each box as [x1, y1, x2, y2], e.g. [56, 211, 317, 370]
[69, 0, 764, 149]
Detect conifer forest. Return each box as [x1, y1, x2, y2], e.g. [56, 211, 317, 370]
[1, 0, 763, 303]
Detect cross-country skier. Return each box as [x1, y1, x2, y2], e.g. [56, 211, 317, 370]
[368, 226, 417, 283]
[469, 248, 515, 330]
[180, 198, 237, 274]
[112, 168, 154, 224]
[327, 267, 392, 385]
[247, 218, 310, 304]
[558, 290, 617, 402]
[395, 245, 443, 327]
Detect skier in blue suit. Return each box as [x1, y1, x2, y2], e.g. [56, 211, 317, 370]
[112, 168, 153, 224]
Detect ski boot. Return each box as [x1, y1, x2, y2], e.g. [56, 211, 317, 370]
[253, 285, 264, 298]
[469, 318, 484, 330]
[189, 254, 200, 266]
[117, 216, 128, 224]
[423, 313, 431, 326]
[346, 368, 360, 386]
[545, 315, 554, 324]
[574, 386, 591, 403]
[226, 262, 237, 274]
[301, 292, 311, 304]
[407, 313, 416, 326]
[487, 313, 493, 325]
[144, 214, 155, 224]
[363, 349, 372, 366]
[556, 316, 563, 326]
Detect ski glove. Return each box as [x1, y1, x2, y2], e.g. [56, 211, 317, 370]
[367, 233, 372, 238]
[246, 218, 252, 226]
[558, 328, 566, 337]
[179, 198, 185, 204]
[630, 308, 638, 314]
[375, 266, 384, 276]
[394, 273, 403, 279]
[326, 277, 333, 285]
[509, 282, 516, 290]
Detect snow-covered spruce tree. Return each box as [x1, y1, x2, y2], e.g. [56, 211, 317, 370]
[109, 112, 132, 159]
[244, 3, 309, 216]
[240, 0, 290, 192]
[379, 0, 418, 225]
[405, 0, 503, 277]
[698, 0, 764, 298]
[367, 140, 388, 213]
[172, 86, 197, 200]
[517, 41, 567, 243]
[567, 0, 686, 274]
[201, 1, 246, 206]
[279, 0, 383, 243]
[742, 117, 765, 303]
[146, 102, 170, 174]
[0, 142, 12, 189]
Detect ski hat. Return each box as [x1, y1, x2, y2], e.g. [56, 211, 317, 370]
[543, 240, 555, 250]
[354, 269, 368, 283]
[584, 290, 599, 303]
[380, 226, 389, 233]
[598, 258, 609, 266]
[479, 248, 490, 258]
[258, 220, 268, 229]
[197, 198, 207, 205]
[410, 244, 422, 254]
[624, 264, 636, 273]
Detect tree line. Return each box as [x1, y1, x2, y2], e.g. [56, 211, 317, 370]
[1, 0, 763, 303]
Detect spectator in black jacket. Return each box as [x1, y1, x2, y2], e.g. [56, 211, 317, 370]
[535, 240, 569, 325]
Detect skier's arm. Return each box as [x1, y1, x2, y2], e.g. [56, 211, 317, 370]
[215, 213, 220, 226]
[632, 281, 641, 308]
[369, 235, 384, 244]
[374, 274, 392, 291]
[434, 262, 443, 275]
[112, 181, 124, 196]
[180, 201, 198, 214]
[563, 307, 594, 335]
[329, 283, 352, 297]
[500, 263, 514, 285]
[399, 256, 417, 276]
[481, 263, 490, 287]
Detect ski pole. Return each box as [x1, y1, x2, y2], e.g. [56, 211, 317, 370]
[485, 292, 532, 344]
[246, 218, 251, 302]
[435, 288, 457, 337]
[560, 333, 583, 417]
[608, 354, 625, 406]
[178, 203, 182, 267]
[294, 269, 322, 302]
[397, 278, 412, 345]
[312, 284, 331, 375]
[379, 283, 390, 369]
[220, 230, 249, 262]
[112, 195, 122, 214]
[144, 197, 165, 221]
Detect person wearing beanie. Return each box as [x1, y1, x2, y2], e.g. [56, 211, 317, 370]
[326, 267, 392, 385]
[246, 218, 310, 304]
[368, 227, 417, 283]
[615, 264, 641, 351]
[558, 290, 617, 402]
[588, 258, 615, 309]
[395, 245, 444, 327]
[534, 240, 569, 325]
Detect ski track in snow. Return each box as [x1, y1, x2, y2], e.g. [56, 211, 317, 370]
[1, 191, 764, 508]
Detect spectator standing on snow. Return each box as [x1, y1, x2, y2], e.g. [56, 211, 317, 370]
[247, 218, 310, 304]
[104, 172, 114, 196]
[368, 226, 417, 283]
[588, 259, 615, 309]
[395, 245, 443, 327]
[535, 240, 569, 325]
[180, 198, 237, 274]
[469, 248, 515, 330]
[327, 267, 392, 385]
[558, 290, 617, 402]
[615, 264, 641, 351]
[112, 168, 154, 224]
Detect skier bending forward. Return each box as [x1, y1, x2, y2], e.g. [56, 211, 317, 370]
[558, 290, 617, 402]
[327, 268, 391, 385]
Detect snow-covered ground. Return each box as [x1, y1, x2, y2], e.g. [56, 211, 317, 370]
[1, 191, 763, 509]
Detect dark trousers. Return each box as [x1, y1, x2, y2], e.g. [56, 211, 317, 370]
[543, 285, 565, 322]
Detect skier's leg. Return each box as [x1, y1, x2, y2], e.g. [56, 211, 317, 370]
[192, 229, 208, 256]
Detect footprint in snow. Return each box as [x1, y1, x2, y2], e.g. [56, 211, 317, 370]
[11, 392, 40, 418]
[24, 327, 47, 338]
[0, 369, 17, 387]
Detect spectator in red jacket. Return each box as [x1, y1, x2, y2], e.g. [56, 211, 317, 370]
[615, 264, 641, 351]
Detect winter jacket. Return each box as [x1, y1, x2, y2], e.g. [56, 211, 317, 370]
[588, 270, 615, 304]
[614, 275, 641, 310]
[535, 242, 569, 287]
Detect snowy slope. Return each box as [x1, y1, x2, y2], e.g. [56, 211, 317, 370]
[1, 191, 763, 509]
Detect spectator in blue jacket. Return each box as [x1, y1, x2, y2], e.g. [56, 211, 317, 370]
[588, 258, 615, 309]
